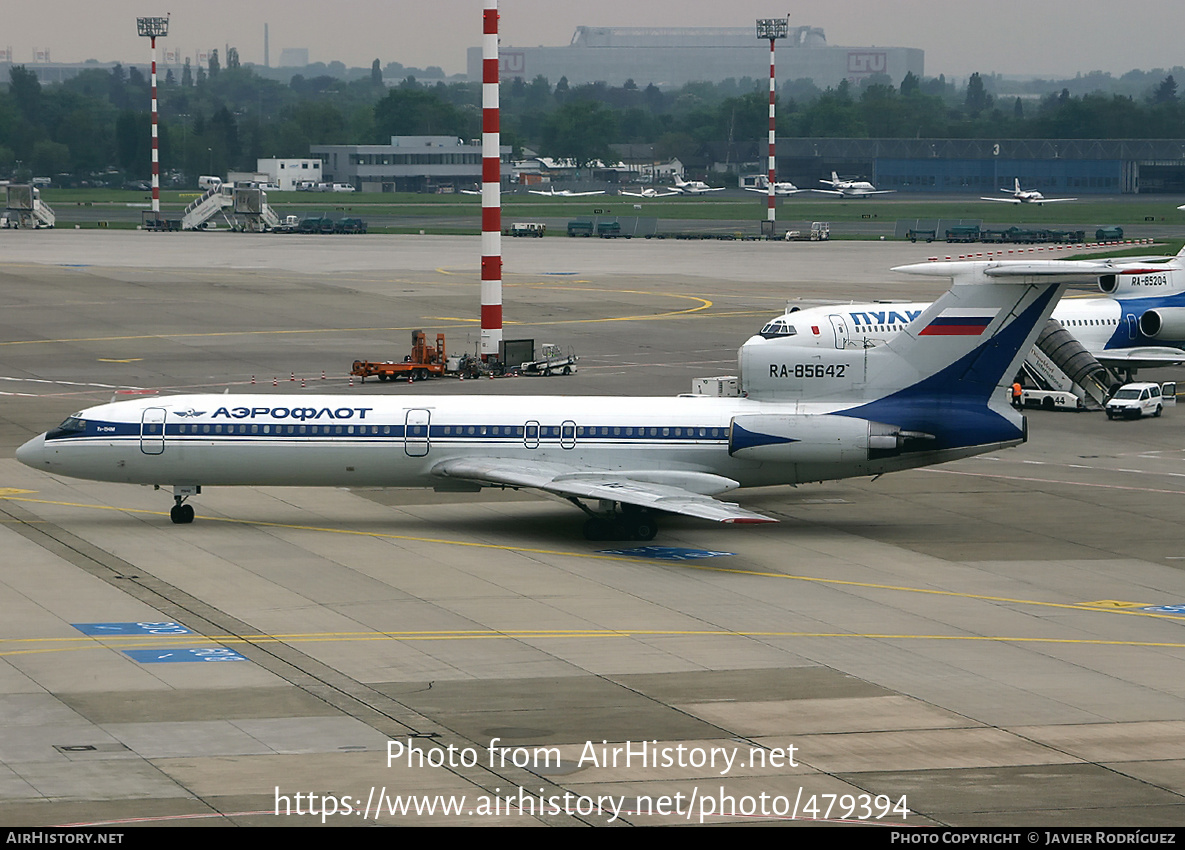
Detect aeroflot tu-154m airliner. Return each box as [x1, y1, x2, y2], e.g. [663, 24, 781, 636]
[17, 259, 1106, 541]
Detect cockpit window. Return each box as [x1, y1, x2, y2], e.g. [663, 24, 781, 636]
[759, 320, 797, 339]
[46, 415, 88, 440]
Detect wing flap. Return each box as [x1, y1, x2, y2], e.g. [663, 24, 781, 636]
[432, 458, 777, 525]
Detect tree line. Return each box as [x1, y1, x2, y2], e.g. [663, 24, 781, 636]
[1, 59, 1182, 186]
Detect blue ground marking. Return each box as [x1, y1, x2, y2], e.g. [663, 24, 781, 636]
[123, 647, 247, 663]
[596, 546, 736, 561]
[1142, 604, 1185, 615]
[73, 622, 192, 636]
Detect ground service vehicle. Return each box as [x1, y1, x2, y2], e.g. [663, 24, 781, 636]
[507, 222, 546, 237]
[352, 331, 447, 382]
[1105, 382, 1164, 419]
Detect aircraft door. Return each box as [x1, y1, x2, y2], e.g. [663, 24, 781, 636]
[524, 420, 540, 449]
[140, 408, 166, 455]
[560, 420, 576, 449]
[1126, 313, 1138, 340]
[404, 409, 430, 457]
[828, 314, 849, 349]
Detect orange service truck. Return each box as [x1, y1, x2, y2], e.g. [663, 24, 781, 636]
[351, 330, 447, 382]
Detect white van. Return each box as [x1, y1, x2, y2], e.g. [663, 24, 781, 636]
[1105, 382, 1164, 420]
[331, 183, 356, 193]
[197, 175, 222, 191]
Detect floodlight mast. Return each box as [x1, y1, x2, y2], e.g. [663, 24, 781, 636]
[136, 16, 170, 218]
[756, 18, 787, 232]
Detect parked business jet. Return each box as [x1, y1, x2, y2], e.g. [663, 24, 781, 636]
[17, 260, 1102, 540]
[528, 187, 606, 197]
[755, 248, 1185, 372]
[981, 178, 1076, 205]
[744, 181, 802, 196]
[672, 178, 726, 195]
[619, 187, 681, 199]
[814, 172, 895, 198]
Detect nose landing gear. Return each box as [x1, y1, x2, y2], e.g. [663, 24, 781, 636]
[161, 484, 200, 524]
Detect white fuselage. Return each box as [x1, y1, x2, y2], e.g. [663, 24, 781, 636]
[674, 180, 723, 195]
[16, 387, 1017, 499]
[758, 297, 1134, 359]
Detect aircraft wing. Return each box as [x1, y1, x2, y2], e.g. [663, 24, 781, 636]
[811, 189, 845, 196]
[1095, 347, 1185, 368]
[980, 196, 1023, 203]
[1039, 197, 1077, 203]
[431, 457, 778, 524]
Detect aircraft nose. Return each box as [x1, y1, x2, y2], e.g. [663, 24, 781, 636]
[15, 433, 48, 469]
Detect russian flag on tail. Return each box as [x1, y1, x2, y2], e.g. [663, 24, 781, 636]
[919, 307, 1000, 336]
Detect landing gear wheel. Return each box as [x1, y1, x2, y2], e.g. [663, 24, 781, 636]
[583, 517, 608, 541]
[582, 514, 658, 541]
[170, 503, 195, 524]
[628, 515, 658, 541]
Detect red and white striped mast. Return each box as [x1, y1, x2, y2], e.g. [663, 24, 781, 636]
[480, 0, 502, 359]
[756, 18, 787, 234]
[136, 15, 170, 220]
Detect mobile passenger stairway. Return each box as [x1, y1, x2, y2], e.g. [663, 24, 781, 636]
[1019, 319, 1115, 410]
[180, 184, 234, 230]
[3, 184, 55, 229]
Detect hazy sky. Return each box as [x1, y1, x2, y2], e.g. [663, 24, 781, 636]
[5, 1, 1181, 81]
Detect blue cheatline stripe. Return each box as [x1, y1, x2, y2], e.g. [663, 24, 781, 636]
[49, 422, 734, 445]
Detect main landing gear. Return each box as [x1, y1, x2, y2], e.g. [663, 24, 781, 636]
[570, 499, 659, 541]
[160, 484, 200, 524]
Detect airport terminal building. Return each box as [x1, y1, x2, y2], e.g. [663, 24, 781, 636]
[468, 26, 923, 89]
[311, 136, 512, 193]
